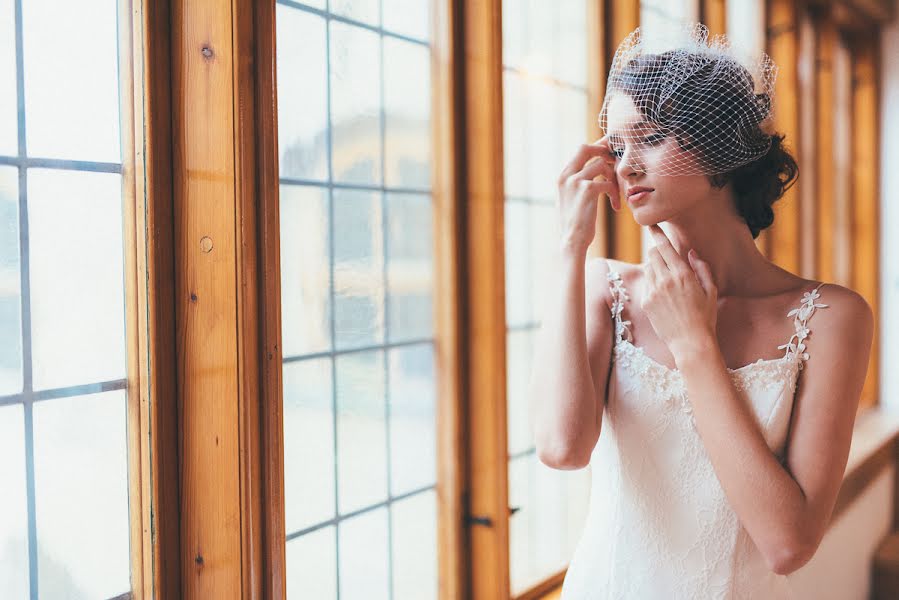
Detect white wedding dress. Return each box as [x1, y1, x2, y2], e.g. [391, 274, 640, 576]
[559, 264, 829, 600]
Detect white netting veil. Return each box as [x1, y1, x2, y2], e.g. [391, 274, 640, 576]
[597, 23, 779, 176]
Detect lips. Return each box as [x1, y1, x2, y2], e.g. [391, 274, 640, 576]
[627, 186, 654, 198]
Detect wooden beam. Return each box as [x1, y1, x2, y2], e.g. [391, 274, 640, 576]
[797, 6, 819, 279]
[123, 0, 181, 597]
[766, 0, 802, 273]
[460, 0, 511, 598]
[701, 0, 728, 37]
[815, 13, 837, 283]
[849, 32, 881, 409]
[432, 0, 466, 598]
[606, 0, 642, 264]
[171, 0, 267, 596]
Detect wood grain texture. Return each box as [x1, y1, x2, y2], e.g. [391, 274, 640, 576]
[253, 0, 287, 597]
[172, 0, 243, 596]
[461, 0, 511, 598]
[124, 0, 182, 597]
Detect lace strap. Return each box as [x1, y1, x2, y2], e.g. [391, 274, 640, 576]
[777, 282, 828, 370]
[606, 265, 633, 344]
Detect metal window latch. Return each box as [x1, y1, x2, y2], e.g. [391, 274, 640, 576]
[465, 506, 521, 528]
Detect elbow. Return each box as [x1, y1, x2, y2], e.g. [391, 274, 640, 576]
[536, 443, 591, 471]
[766, 536, 817, 576]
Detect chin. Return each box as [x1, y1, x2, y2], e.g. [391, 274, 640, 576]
[630, 208, 664, 227]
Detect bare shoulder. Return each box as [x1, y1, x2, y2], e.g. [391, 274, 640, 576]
[585, 257, 641, 310]
[809, 282, 874, 342]
[584, 256, 612, 311]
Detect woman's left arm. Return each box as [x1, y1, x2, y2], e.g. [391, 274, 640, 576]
[643, 225, 875, 576]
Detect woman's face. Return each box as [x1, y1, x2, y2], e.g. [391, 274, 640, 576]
[604, 93, 716, 226]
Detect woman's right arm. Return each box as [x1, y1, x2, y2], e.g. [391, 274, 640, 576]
[530, 140, 620, 470]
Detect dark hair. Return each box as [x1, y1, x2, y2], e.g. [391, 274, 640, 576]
[607, 50, 799, 239]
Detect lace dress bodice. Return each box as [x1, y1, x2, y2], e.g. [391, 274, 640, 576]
[560, 264, 829, 600]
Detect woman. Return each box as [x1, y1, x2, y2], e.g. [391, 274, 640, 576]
[530, 24, 874, 598]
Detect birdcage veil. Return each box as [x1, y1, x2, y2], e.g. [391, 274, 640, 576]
[597, 22, 779, 176]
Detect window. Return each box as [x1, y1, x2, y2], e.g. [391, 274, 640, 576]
[0, 0, 132, 597]
[276, 1, 438, 597]
[502, 1, 593, 594]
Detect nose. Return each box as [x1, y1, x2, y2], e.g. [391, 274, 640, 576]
[616, 146, 645, 180]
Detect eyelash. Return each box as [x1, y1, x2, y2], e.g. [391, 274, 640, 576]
[610, 133, 666, 159]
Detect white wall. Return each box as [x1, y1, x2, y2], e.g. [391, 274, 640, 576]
[881, 18, 899, 412]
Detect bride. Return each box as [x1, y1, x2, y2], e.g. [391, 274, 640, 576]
[530, 23, 874, 599]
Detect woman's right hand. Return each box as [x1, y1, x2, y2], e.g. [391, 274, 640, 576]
[556, 136, 620, 255]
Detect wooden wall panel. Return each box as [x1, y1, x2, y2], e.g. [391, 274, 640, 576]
[766, 0, 802, 272]
[850, 33, 880, 409]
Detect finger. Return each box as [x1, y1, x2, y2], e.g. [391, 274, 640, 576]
[688, 249, 716, 296]
[558, 142, 614, 185]
[575, 154, 616, 182]
[642, 260, 656, 295]
[648, 244, 668, 276]
[647, 224, 691, 276]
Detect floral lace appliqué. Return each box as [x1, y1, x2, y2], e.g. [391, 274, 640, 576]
[607, 269, 633, 343]
[777, 285, 828, 371]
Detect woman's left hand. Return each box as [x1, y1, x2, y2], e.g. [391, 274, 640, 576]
[642, 224, 719, 355]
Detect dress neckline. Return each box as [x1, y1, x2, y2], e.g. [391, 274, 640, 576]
[606, 264, 829, 377]
[615, 337, 796, 377]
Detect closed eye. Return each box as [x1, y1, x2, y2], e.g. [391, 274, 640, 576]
[609, 133, 664, 160]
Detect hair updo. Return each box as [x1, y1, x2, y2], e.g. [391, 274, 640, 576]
[608, 49, 799, 239]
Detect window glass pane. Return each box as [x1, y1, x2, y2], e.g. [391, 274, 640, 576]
[330, 0, 380, 26]
[0, 404, 28, 598]
[277, 3, 439, 596]
[330, 21, 382, 185]
[8, 2, 134, 597]
[281, 184, 332, 357]
[333, 188, 384, 350]
[382, 0, 430, 41]
[507, 329, 534, 457]
[277, 6, 329, 181]
[391, 489, 438, 600]
[286, 526, 336, 598]
[339, 507, 390, 599]
[27, 169, 126, 391]
[337, 350, 387, 515]
[503, 0, 591, 594]
[22, 0, 120, 162]
[0, 0, 15, 156]
[34, 391, 129, 598]
[0, 167, 21, 396]
[386, 192, 432, 342]
[388, 344, 436, 496]
[284, 358, 335, 534]
[384, 38, 431, 189]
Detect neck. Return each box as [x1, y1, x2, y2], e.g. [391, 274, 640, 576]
[653, 188, 771, 298]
